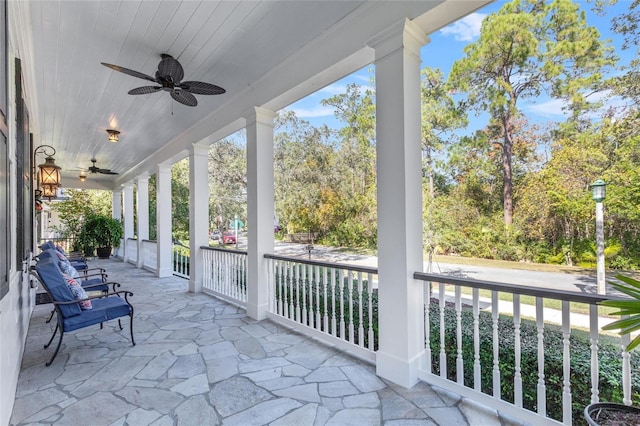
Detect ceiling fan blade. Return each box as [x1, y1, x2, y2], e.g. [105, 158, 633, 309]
[179, 81, 226, 95]
[171, 89, 197, 107]
[158, 54, 184, 83]
[128, 86, 161, 95]
[99, 169, 119, 175]
[101, 63, 156, 82]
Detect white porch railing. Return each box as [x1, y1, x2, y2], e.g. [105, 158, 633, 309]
[113, 238, 124, 258]
[126, 238, 137, 265]
[141, 240, 157, 273]
[414, 272, 633, 425]
[173, 243, 190, 279]
[264, 254, 378, 362]
[201, 251, 637, 424]
[202, 246, 247, 306]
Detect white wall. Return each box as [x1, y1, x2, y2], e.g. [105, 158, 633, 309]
[0, 2, 38, 424]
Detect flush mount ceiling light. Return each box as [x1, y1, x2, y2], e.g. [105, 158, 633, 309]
[107, 129, 120, 143]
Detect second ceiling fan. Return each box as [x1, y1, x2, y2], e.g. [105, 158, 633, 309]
[88, 159, 118, 175]
[101, 54, 226, 106]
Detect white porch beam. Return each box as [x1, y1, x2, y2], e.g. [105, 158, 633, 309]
[245, 107, 275, 320]
[369, 18, 428, 388]
[156, 164, 173, 277]
[189, 143, 209, 293]
[122, 183, 134, 263]
[136, 173, 149, 268]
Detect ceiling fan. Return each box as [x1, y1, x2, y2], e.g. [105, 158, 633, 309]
[101, 54, 226, 106]
[87, 159, 118, 175]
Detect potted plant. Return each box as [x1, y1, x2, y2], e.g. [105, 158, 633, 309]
[587, 275, 640, 425]
[81, 214, 123, 259]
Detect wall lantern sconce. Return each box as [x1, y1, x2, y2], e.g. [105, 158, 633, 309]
[107, 129, 120, 143]
[33, 145, 62, 200]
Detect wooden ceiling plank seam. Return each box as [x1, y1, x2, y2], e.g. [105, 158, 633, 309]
[170, 1, 222, 64]
[188, 1, 263, 78]
[155, 1, 202, 58]
[186, 1, 257, 78]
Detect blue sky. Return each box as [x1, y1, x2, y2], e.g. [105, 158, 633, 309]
[287, 0, 634, 134]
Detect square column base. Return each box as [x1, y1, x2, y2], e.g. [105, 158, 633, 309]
[376, 349, 424, 388]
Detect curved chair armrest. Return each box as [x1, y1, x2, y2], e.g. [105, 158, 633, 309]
[82, 281, 121, 292]
[80, 267, 107, 275]
[52, 290, 134, 305]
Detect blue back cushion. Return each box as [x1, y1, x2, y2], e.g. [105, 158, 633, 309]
[35, 258, 82, 318]
[39, 241, 55, 251]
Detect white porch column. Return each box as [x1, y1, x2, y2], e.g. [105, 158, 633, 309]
[136, 173, 150, 268]
[189, 143, 209, 293]
[112, 189, 122, 258]
[122, 183, 135, 263]
[245, 107, 275, 320]
[369, 19, 427, 388]
[156, 163, 173, 277]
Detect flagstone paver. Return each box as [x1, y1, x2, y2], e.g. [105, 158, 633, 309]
[10, 258, 527, 426]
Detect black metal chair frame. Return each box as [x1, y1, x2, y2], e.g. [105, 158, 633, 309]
[30, 268, 135, 366]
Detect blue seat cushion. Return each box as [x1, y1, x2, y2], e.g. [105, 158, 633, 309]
[81, 277, 107, 292]
[63, 296, 132, 332]
[35, 258, 82, 318]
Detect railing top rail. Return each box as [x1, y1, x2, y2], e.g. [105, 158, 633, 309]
[142, 239, 157, 243]
[201, 246, 248, 255]
[414, 272, 624, 304]
[127, 237, 137, 241]
[264, 253, 378, 275]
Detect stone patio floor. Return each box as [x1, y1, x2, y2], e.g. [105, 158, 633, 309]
[11, 259, 525, 426]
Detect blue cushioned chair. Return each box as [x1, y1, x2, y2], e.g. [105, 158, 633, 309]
[31, 258, 135, 366]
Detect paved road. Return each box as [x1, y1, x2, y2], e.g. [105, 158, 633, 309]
[271, 240, 618, 296]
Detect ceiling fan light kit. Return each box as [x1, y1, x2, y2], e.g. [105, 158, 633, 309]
[101, 53, 225, 107]
[106, 129, 120, 143]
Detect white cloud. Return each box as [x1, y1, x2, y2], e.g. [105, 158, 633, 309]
[440, 13, 486, 42]
[309, 83, 345, 97]
[524, 99, 568, 118]
[291, 105, 336, 118]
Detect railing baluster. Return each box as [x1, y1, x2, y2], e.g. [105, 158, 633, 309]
[301, 264, 308, 326]
[305, 265, 316, 328]
[562, 300, 571, 425]
[425, 280, 432, 375]
[277, 260, 284, 317]
[339, 269, 345, 339]
[295, 264, 301, 322]
[439, 282, 446, 378]
[357, 271, 364, 347]
[324, 267, 329, 334]
[287, 262, 297, 319]
[367, 272, 374, 351]
[492, 291, 500, 399]
[536, 297, 546, 416]
[348, 270, 354, 344]
[315, 265, 321, 330]
[455, 285, 463, 384]
[514, 294, 522, 407]
[331, 268, 337, 337]
[473, 287, 480, 391]
[590, 304, 600, 404]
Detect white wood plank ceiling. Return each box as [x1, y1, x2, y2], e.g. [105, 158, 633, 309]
[16, 0, 488, 188]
